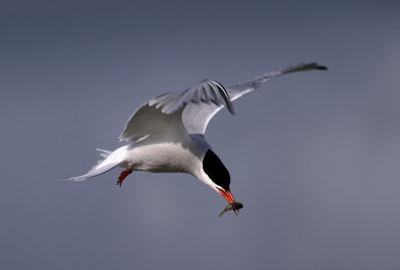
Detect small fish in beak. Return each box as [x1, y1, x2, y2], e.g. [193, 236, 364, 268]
[218, 202, 244, 217]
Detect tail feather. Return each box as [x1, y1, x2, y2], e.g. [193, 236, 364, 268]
[68, 146, 128, 182]
[69, 163, 120, 182]
[92, 149, 113, 169]
[96, 148, 113, 159]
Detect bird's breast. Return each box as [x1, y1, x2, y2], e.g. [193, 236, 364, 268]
[125, 140, 205, 174]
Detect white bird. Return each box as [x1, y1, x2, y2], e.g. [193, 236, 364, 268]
[69, 62, 327, 215]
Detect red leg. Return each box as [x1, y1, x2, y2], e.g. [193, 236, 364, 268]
[117, 169, 132, 187]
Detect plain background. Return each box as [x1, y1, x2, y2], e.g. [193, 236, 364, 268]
[1, 1, 400, 269]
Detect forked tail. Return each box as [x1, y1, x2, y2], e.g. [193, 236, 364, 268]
[68, 146, 128, 182]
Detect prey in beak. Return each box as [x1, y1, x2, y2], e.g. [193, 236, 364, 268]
[217, 188, 243, 217]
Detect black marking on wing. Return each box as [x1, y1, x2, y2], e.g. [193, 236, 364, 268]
[202, 150, 230, 191]
[210, 80, 235, 115]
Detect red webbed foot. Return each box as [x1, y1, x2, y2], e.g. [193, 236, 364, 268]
[117, 169, 132, 187]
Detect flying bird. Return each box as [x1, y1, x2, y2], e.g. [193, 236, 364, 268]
[68, 62, 327, 215]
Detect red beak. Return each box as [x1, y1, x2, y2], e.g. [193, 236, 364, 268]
[217, 188, 236, 204]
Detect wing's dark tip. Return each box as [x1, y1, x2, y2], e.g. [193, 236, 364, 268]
[228, 105, 235, 116]
[211, 80, 235, 116]
[316, 66, 328, 70]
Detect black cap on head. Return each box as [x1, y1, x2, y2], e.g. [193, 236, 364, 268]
[202, 150, 230, 191]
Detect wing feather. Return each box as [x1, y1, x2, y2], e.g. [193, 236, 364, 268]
[119, 102, 187, 143]
[149, 79, 234, 115]
[120, 63, 327, 142]
[182, 62, 327, 135]
[119, 79, 236, 143]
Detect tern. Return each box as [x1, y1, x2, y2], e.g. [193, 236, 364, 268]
[69, 62, 327, 215]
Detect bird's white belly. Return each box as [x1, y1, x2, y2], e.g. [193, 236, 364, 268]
[125, 142, 202, 174]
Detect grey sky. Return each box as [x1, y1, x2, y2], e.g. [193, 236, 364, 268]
[1, 1, 400, 269]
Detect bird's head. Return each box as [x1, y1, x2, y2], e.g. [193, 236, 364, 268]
[202, 149, 236, 204]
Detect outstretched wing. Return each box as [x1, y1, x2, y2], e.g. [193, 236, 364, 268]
[119, 80, 235, 143]
[182, 62, 327, 135]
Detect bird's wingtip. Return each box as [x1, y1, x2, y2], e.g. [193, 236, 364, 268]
[316, 65, 328, 70]
[228, 104, 236, 116]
